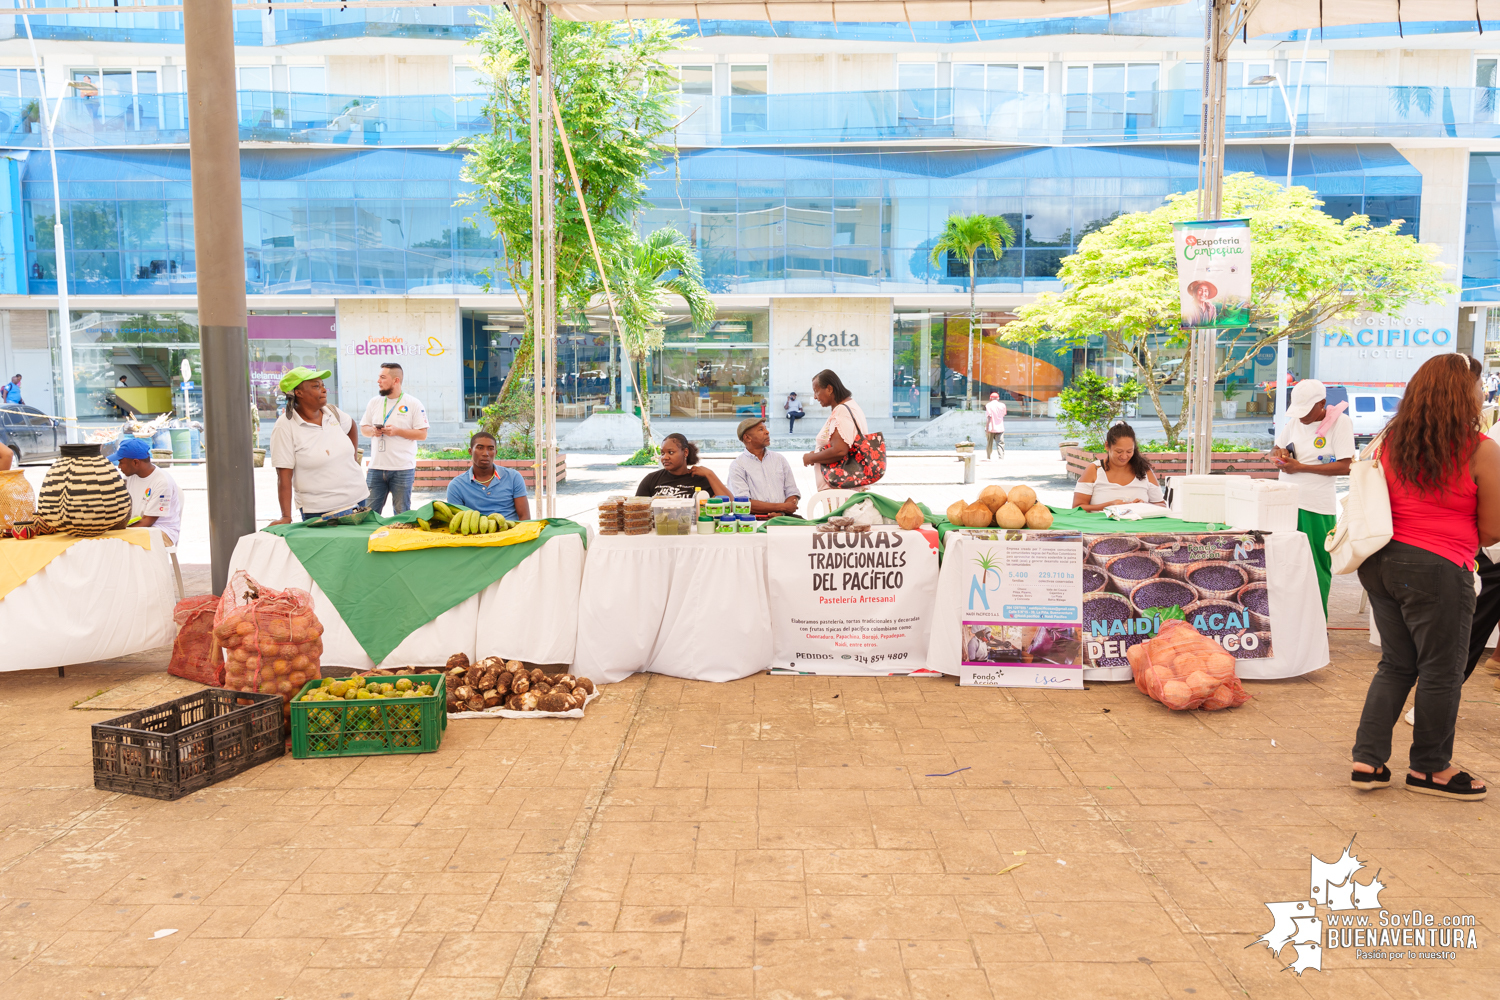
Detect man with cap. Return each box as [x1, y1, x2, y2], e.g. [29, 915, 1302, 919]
[727, 415, 801, 516]
[984, 391, 1007, 459]
[1272, 378, 1355, 614]
[268, 367, 368, 525]
[113, 437, 183, 544]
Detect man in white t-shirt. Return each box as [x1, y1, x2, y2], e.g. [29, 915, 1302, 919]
[1272, 379, 1355, 615]
[359, 362, 428, 514]
[984, 392, 1007, 459]
[112, 437, 183, 544]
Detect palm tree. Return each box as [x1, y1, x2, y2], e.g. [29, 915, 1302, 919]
[930, 214, 1016, 408]
[592, 228, 715, 450]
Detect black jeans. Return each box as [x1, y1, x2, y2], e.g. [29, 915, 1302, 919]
[788, 412, 802, 434]
[1354, 541, 1475, 773]
[1466, 551, 1500, 679]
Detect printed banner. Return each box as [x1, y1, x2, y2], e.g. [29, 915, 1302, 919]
[1174, 218, 1252, 329]
[1082, 531, 1272, 681]
[768, 525, 940, 674]
[955, 531, 1085, 689]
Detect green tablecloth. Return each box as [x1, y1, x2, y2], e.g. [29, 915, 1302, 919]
[264, 503, 587, 665]
[763, 491, 1223, 561]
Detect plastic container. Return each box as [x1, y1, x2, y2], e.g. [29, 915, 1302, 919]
[733, 496, 751, 516]
[716, 515, 737, 533]
[706, 497, 728, 519]
[289, 674, 447, 759]
[1173, 474, 1251, 524]
[1223, 478, 1300, 533]
[92, 688, 285, 800]
[697, 516, 715, 535]
[169, 428, 192, 459]
[652, 497, 696, 535]
[736, 514, 757, 533]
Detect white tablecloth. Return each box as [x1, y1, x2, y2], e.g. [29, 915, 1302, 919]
[925, 529, 1330, 681]
[226, 531, 587, 670]
[573, 533, 771, 685]
[0, 530, 175, 672]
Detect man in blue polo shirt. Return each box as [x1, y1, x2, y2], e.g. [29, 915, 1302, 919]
[445, 430, 530, 519]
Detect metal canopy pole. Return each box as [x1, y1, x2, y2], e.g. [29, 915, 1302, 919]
[184, 0, 255, 593]
[1187, 0, 1258, 477]
[541, 5, 557, 519]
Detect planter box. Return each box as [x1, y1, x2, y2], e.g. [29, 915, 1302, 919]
[1061, 446, 1279, 482]
[414, 456, 567, 493]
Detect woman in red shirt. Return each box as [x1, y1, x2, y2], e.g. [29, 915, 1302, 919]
[1352, 353, 1500, 801]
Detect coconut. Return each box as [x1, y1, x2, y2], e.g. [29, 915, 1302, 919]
[1024, 504, 1054, 529]
[976, 485, 1009, 511]
[895, 499, 924, 530]
[963, 504, 994, 528]
[946, 500, 968, 524]
[995, 502, 1026, 529]
[1007, 484, 1037, 512]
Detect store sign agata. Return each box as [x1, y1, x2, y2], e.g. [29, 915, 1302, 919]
[792, 328, 861, 353]
[344, 335, 449, 357]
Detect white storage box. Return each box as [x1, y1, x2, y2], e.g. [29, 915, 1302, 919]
[1173, 474, 1251, 524]
[1224, 478, 1300, 533]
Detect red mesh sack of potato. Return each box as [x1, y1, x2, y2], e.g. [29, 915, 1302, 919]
[167, 595, 224, 686]
[1127, 618, 1250, 711]
[212, 571, 324, 729]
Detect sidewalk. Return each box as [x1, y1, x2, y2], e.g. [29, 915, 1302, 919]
[2, 571, 1497, 999]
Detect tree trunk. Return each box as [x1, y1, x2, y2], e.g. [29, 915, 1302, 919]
[627, 352, 652, 451]
[968, 262, 977, 409]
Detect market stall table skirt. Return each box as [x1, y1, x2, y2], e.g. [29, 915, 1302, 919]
[0, 528, 174, 672]
[573, 533, 771, 685]
[226, 529, 586, 670]
[926, 527, 1330, 681]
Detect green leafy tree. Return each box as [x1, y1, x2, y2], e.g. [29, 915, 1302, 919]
[583, 228, 715, 447]
[1056, 370, 1142, 446]
[460, 13, 686, 442]
[929, 213, 1016, 408]
[1006, 173, 1452, 449]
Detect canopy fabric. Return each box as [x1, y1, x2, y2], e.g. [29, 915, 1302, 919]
[1248, 0, 1500, 36]
[549, 0, 1184, 22]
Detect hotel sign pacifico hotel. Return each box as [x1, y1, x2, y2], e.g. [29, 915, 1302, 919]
[0, 4, 1492, 439]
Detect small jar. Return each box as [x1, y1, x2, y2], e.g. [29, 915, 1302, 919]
[733, 496, 751, 516]
[706, 496, 728, 519]
[697, 516, 715, 535]
[737, 514, 757, 533]
[716, 515, 737, 534]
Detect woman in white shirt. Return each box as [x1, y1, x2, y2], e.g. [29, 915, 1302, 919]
[268, 367, 369, 524]
[801, 369, 867, 491]
[1072, 422, 1166, 511]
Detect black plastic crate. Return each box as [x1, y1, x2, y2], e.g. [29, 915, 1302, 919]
[91, 688, 285, 801]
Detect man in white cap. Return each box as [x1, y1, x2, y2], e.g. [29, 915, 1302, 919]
[1272, 378, 1354, 614]
[984, 391, 1007, 459]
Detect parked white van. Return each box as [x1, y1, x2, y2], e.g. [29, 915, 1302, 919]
[1345, 387, 1402, 443]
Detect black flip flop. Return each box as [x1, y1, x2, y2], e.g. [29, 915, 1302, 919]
[1406, 770, 1488, 801]
[1349, 764, 1390, 790]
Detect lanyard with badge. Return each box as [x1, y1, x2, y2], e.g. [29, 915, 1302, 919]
[377, 393, 402, 454]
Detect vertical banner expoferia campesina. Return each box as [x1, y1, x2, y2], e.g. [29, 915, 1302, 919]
[1174, 218, 1252, 329]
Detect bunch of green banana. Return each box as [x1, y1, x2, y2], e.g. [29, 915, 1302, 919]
[424, 501, 511, 535]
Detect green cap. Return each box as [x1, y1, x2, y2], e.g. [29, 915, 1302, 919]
[279, 366, 332, 394]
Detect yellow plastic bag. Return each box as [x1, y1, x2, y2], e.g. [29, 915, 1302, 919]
[367, 518, 546, 552]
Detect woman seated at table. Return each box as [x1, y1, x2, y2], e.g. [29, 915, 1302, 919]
[1072, 422, 1166, 511]
[636, 433, 730, 499]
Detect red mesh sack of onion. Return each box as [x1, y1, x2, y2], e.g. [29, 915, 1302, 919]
[212, 570, 324, 726]
[1127, 618, 1250, 711]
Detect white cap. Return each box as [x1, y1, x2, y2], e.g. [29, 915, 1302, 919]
[1287, 379, 1326, 422]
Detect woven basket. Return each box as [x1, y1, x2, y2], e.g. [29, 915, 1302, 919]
[36, 444, 131, 538]
[0, 468, 35, 531]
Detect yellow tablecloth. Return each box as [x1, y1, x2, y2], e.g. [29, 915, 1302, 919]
[0, 528, 154, 601]
[366, 518, 545, 552]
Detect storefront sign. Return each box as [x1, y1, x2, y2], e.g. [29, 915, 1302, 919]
[956, 532, 1085, 689]
[1174, 218, 1252, 330]
[335, 298, 462, 431]
[1081, 532, 1273, 681]
[771, 297, 892, 420]
[768, 525, 938, 674]
[1313, 302, 1457, 383]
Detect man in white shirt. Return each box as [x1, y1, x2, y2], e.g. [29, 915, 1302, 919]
[1272, 379, 1355, 615]
[112, 437, 183, 544]
[727, 416, 800, 516]
[359, 362, 428, 514]
[984, 392, 1007, 459]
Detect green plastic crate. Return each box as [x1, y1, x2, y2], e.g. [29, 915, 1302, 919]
[288, 674, 447, 759]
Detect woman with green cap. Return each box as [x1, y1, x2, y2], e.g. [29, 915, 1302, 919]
[268, 367, 367, 524]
